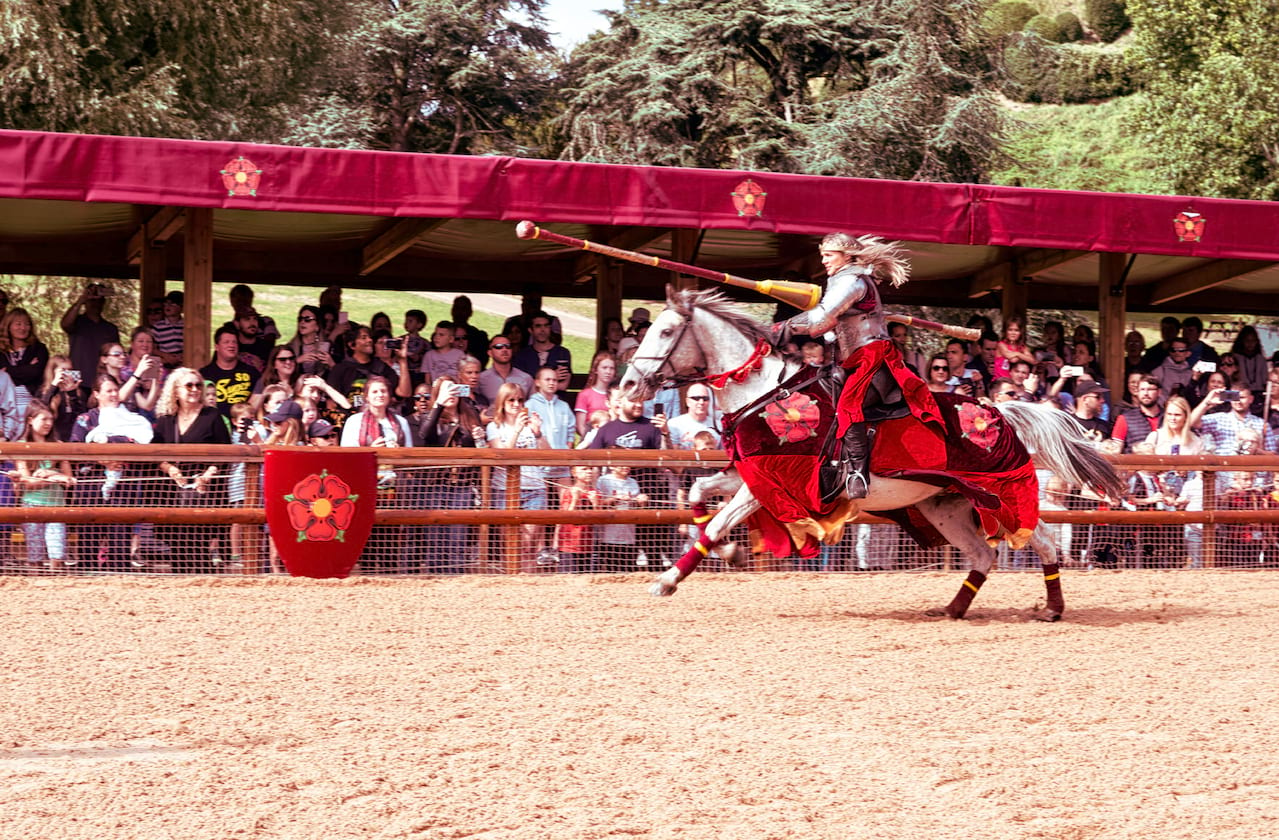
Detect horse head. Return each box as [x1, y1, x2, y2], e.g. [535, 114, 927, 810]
[619, 286, 785, 407]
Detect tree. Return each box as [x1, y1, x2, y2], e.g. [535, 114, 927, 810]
[556, 0, 1008, 182]
[1126, 0, 1279, 200]
[0, 0, 347, 141]
[280, 0, 559, 155]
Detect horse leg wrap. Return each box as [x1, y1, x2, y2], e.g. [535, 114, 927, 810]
[1042, 562, 1064, 616]
[675, 532, 714, 577]
[691, 502, 712, 526]
[944, 570, 988, 619]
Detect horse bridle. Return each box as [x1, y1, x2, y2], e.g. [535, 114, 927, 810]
[626, 313, 709, 393]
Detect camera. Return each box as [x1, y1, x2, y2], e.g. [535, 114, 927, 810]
[67, 369, 82, 383]
[384, 338, 403, 351]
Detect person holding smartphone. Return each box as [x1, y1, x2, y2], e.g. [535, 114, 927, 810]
[59, 283, 120, 397]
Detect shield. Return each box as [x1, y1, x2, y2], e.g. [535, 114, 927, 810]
[730, 178, 767, 218]
[1173, 210, 1205, 242]
[263, 449, 377, 578]
[220, 156, 263, 197]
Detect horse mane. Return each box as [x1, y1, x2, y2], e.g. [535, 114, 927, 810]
[852, 236, 910, 289]
[665, 287, 782, 350]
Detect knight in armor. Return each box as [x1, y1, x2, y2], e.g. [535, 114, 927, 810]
[775, 233, 919, 501]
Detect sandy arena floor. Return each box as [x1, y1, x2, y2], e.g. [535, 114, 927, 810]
[2, 570, 1278, 839]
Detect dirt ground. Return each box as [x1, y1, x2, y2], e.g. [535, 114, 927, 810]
[3, 570, 1278, 839]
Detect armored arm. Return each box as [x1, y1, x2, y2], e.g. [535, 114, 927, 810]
[782, 266, 871, 336]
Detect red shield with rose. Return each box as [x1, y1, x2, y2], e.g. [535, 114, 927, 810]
[264, 449, 377, 578]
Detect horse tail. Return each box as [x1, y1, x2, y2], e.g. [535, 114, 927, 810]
[997, 400, 1125, 501]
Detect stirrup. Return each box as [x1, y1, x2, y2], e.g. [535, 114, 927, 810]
[844, 470, 870, 500]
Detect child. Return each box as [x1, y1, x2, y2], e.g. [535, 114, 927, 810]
[995, 315, 1036, 380]
[14, 401, 75, 571]
[556, 465, 599, 573]
[420, 319, 464, 385]
[575, 409, 611, 449]
[596, 463, 647, 572]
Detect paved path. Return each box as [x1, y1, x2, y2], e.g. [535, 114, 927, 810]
[417, 292, 600, 339]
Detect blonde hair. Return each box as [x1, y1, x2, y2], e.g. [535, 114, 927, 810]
[266, 417, 302, 446]
[819, 233, 910, 288]
[156, 367, 201, 416]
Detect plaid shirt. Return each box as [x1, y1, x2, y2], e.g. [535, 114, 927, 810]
[1197, 411, 1266, 493]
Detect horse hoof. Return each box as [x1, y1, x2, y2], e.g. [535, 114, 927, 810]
[924, 607, 952, 618]
[1035, 612, 1062, 623]
[649, 581, 677, 597]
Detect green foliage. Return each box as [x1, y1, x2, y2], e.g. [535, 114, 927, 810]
[990, 96, 1172, 193]
[981, 0, 1037, 40]
[1126, 0, 1279, 199]
[1024, 15, 1062, 43]
[558, 0, 1009, 183]
[1001, 34, 1132, 104]
[1084, 0, 1129, 43]
[279, 0, 559, 155]
[0, 276, 140, 358]
[0, 0, 347, 140]
[1053, 12, 1084, 42]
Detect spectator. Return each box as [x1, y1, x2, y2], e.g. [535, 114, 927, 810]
[478, 335, 533, 406]
[802, 340, 828, 368]
[995, 315, 1035, 380]
[1231, 325, 1268, 394]
[627, 307, 652, 335]
[1123, 330, 1147, 381]
[595, 462, 647, 572]
[1118, 369, 1144, 408]
[373, 329, 414, 394]
[1124, 441, 1167, 568]
[152, 290, 185, 367]
[1112, 376, 1164, 452]
[600, 317, 625, 357]
[1191, 386, 1265, 493]
[296, 374, 351, 428]
[574, 354, 615, 440]
[326, 325, 411, 409]
[514, 311, 572, 392]
[287, 305, 334, 377]
[224, 284, 280, 342]
[232, 308, 274, 373]
[1181, 316, 1219, 367]
[1220, 468, 1266, 567]
[370, 312, 393, 335]
[989, 377, 1023, 404]
[505, 320, 528, 352]
[118, 328, 164, 416]
[1216, 353, 1245, 388]
[200, 326, 260, 417]
[1189, 370, 1230, 411]
[0, 286, 8, 319]
[0, 307, 49, 423]
[60, 282, 120, 395]
[451, 296, 488, 364]
[154, 368, 232, 572]
[667, 383, 721, 448]
[402, 309, 430, 372]
[308, 419, 338, 447]
[925, 354, 956, 394]
[456, 354, 488, 417]
[527, 365, 576, 488]
[1139, 316, 1183, 373]
[1146, 395, 1203, 456]
[1071, 382, 1111, 440]
[415, 377, 486, 575]
[501, 286, 560, 345]
[888, 322, 924, 376]
[420, 320, 463, 385]
[486, 382, 549, 571]
[1010, 359, 1041, 400]
[943, 337, 980, 388]
[339, 375, 411, 449]
[586, 392, 670, 567]
[35, 355, 87, 443]
[1151, 338, 1193, 401]
[555, 465, 599, 574]
[1034, 320, 1069, 382]
[406, 381, 435, 445]
[249, 345, 303, 411]
[13, 401, 75, 571]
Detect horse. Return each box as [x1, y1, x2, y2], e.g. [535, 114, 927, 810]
[619, 287, 1123, 620]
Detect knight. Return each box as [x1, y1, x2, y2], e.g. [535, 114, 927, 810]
[775, 233, 927, 501]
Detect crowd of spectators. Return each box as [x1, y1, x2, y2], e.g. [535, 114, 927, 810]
[2, 282, 1275, 574]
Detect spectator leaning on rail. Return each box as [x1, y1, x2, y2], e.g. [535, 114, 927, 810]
[415, 376, 486, 575]
[666, 383, 721, 449]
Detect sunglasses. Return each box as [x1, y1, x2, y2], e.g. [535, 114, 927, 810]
[414, 394, 431, 401]
[931, 365, 949, 371]
[1171, 348, 1189, 353]
[181, 382, 203, 390]
[999, 391, 1017, 397]
[277, 356, 296, 362]
[298, 316, 316, 323]
[105, 351, 125, 357]
[688, 395, 710, 401]
[491, 343, 512, 350]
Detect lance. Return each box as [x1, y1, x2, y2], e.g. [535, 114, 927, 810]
[515, 221, 979, 340]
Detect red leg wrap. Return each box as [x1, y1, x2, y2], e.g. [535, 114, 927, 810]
[944, 570, 987, 619]
[1042, 562, 1064, 616]
[675, 532, 714, 577]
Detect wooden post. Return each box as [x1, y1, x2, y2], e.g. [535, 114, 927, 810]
[243, 460, 262, 574]
[669, 228, 701, 293]
[138, 239, 167, 326]
[1098, 252, 1127, 386]
[504, 467, 521, 574]
[1000, 259, 1028, 329]
[595, 254, 622, 351]
[183, 207, 214, 370]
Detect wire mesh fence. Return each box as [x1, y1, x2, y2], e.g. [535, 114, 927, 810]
[1, 444, 1277, 576]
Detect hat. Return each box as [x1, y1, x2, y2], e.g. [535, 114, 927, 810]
[1076, 382, 1110, 399]
[629, 307, 652, 326]
[308, 419, 337, 438]
[267, 400, 303, 424]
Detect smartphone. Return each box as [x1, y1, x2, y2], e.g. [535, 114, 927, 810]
[384, 338, 402, 351]
[338, 311, 349, 324]
[1193, 361, 1216, 373]
[67, 369, 82, 383]
[1061, 365, 1084, 378]
[455, 384, 471, 397]
[1220, 389, 1242, 401]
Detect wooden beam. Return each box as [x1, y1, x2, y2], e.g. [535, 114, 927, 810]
[1098, 252, 1127, 384]
[668, 228, 701, 292]
[183, 208, 213, 369]
[1148, 259, 1275, 305]
[126, 206, 187, 264]
[968, 249, 1089, 296]
[359, 217, 446, 275]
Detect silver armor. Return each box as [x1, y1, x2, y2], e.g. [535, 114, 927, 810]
[782, 263, 888, 361]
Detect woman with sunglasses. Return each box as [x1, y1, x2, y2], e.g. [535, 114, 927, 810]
[414, 376, 486, 574]
[925, 354, 956, 394]
[286, 305, 333, 376]
[487, 382, 549, 570]
[248, 345, 305, 411]
[153, 368, 231, 573]
[96, 340, 155, 417]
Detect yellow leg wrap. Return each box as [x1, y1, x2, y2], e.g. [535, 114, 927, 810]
[693, 514, 713, 525]
[962, 579, 980, 593]
[694, 541, 710, 556]
[1044, 572, 1061, 581]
